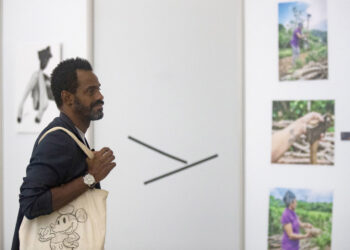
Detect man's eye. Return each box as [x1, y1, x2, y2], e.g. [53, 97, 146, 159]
[87, 87, 100, 95]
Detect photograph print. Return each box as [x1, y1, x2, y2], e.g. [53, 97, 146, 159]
[15, 43, 62, 133]
[271, 100, 334, 165]
[278, 0, 328, 81]
[268, 187, 333, 250]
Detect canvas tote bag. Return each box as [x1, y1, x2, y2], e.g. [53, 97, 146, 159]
[19, 126, 108, 250]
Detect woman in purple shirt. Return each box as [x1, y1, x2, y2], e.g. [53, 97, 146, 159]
[280, 190, 313, 250]
[290, 23, 306, 66]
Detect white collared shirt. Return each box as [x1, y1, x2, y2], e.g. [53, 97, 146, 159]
[75, 126, 87, 146]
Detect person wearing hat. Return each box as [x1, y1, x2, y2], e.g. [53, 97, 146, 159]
[280, 190, 313, 250]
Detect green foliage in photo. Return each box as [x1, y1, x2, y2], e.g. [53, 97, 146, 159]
[268, 196, 332, 249]
[294, 59, 304, 70]
[305, 46, 328, 64]
[273, 100, 334, 132]
[278, 22, 328, 63]
[279, 48, 292, 59]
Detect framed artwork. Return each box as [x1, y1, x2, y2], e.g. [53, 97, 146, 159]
[278, 0, 328, 81]
[271, 100, 334, 165]
[268, 187, 333, 250]
[15, 44, 62, 133]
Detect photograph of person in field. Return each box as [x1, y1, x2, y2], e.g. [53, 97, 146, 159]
[278, 0, 328, 81]
[268, 188, 333, 250]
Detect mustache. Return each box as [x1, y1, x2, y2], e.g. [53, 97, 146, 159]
[91, 100, 104, 108]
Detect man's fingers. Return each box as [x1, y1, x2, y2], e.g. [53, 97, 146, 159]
[100, 162, 117, 177]
[102, 150, 113, 159]
[106, 162, 116, 171]
[96, 147, 110, 156]
[99, 153, 115, 165]
[105, 155, 115, 163]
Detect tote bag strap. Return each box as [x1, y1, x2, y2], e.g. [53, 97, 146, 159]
[38, 126, 94, 159]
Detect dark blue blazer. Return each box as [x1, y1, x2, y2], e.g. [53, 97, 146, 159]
[12, 112, 100, 250]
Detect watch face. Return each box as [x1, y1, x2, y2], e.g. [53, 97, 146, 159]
[84, 174, 95, 185]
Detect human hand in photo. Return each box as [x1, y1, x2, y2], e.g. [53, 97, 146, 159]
[294, 112, 324, 137]
[271, 112, 324, 162]
[305, 223, 313, 229]
[304, 230, 312, 238]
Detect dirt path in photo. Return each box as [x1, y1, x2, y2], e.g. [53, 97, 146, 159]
[279, 53, 308, 79]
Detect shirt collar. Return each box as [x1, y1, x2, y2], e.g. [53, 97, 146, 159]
[75, 126, 86, 144]
[59, 112, 84, 140]
[59, 112, 90, 148]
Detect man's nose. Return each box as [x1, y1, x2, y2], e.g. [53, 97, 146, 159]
[97, 90, 104, 100]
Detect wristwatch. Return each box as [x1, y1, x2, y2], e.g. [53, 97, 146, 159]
[83, 173, 96, 188]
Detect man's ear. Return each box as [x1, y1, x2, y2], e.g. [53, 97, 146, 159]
[61, 90, 74, 106]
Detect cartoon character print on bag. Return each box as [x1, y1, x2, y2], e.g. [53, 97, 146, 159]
[38, 205, 88, 250]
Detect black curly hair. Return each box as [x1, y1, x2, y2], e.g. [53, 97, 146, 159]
[50, 58, 93, 108]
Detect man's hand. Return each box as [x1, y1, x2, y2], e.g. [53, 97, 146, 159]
[51, 147, 116, 212]
[86, 147, 116, 182]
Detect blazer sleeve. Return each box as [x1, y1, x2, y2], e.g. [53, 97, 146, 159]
[19, 130, 76, 219]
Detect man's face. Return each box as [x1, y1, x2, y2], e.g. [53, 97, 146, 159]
[73, 69, 104, 121]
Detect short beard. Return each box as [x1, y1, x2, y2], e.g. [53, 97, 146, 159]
[73, 97, 104, 121]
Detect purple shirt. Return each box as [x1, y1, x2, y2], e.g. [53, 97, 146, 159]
[290, 27, 302, 47]
[281, 208, 300, 250]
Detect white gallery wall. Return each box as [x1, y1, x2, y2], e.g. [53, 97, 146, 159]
[0, 0, 3, 247]
[1, 0, 89, 248]
[93, 0, 243, 249]
[245, 0, 350, 249]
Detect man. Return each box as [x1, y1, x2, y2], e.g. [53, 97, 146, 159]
[290, 22, 306, 66]
[12, 58, 116, 250]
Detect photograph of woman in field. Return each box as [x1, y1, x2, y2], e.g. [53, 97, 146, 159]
[268, 188, 333, 250]
[278, 0, 328, 81]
